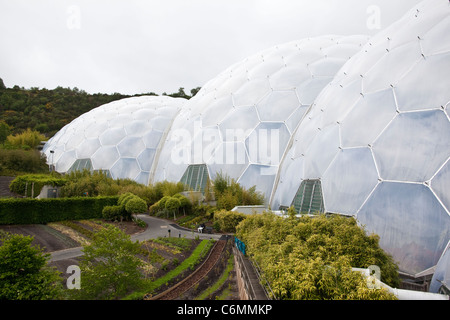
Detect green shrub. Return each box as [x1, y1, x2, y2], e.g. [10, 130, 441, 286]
[164, 197, 181, 211]
[125, 196, 147, 214]
[0, 149, 48, 174]
[236, 213, 401, 299]
[118, 192, 135, 206]
[159, 196, 170, 209]
[103, 193, 147, 221]
[102, 205, 125, 221]
[214, 210, 246, 233]
[6, 128, 46, 149]
[213, 172, 264, 210]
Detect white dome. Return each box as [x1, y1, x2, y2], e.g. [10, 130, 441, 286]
[42, 0, 449, 277]
[272, 0, 450, 275]
[43, 95, 186, 184]
[151, 35, 369, 200]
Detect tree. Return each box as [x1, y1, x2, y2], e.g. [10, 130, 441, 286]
[0, 232, 63, 300]
[124, 196, 148, 215]
[71, 225, 144, 300]
[0, 77, 5, 90]
[0, 120, 11, 144]
[165, 196, 181, 219]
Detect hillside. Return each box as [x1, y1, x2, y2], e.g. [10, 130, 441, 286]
[0, 77, 200, 137]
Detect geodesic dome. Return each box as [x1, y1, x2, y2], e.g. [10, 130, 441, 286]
[271, 0, 450, 275]
[151, 35, 369, 199]
[42, 95, 186, 184]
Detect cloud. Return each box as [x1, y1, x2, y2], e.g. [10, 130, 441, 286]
[0, 0, 423, 95]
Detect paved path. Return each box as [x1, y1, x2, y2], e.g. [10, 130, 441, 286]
[49, 215, 222, 262]
[0, 176, 18, 198]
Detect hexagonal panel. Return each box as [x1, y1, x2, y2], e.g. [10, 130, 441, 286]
[54, 150, 76, 173]
[231, 77, 271, 107]
[296, 77, 338, 106]
[75, 138, 101, 159]
[201, 95, 234, 127]
[357, 181, 450, 274]
[395, 53, 450, 112]
[137, 148, 156, 172]
[340, 88, 397, 148]
[117, 137, 145, 157]
[322, 147, 379, 215]
[431, 159, 450, 215]
[270, 155, 304, 211]
[124, 120, 152, 136]
[84, 121, 108, 139]
[135, 172, 150, 185]
[206, 141, 248, 181]
[269, 65, 311, 90]
[150, 116, 171, 132]
[373, 110, 450, 182]
[245, 122, 290, 165]
[64, 132, 85, 151]
[91, 146, 120, 170]
[107, 114, 133, 127]
[99, 127, 127, 146]
[110, 158, 140, 181]
[362, 41, 423, 94]
[142, 130, 163, 149]
[238, 164, 277, 202]
[303, 123, 340, 178]
[256, 90, 300, 122]
[420, 15, 450, 56]
[308, 57, 347, 77]
[218, 106, 259, 141]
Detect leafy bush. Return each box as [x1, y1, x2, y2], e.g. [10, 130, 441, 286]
[165, 197, 181, 211]
[124, 196, 147, 214]
[6, 128, 46, 149]
[0, 232, 63, 299]
[213, 172, 264, 210]
[148, 193, 193, 218]
[236, 213, 400, 300]
[214, 210, 246, 233]
[103, 192, 147, 221]
[0, 148, 48, 174]
[102, 205, 125, 221]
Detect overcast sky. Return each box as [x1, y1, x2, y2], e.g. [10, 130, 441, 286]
[0, 0, 423, 95]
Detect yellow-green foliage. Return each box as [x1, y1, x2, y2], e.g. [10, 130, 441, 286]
[9, 174, 67, 197]
[236, 212, 400, 300]
[214, 210, 246, 233]
[213, 172, 264, 210]
[6, 128, 46, 149]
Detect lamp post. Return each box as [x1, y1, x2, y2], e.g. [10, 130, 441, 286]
[49, 150, 54, 172]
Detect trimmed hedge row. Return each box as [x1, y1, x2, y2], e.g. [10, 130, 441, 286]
[0, 196, 119, 224]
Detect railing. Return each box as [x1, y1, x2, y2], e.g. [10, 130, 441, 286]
[233, 237, 275, 300]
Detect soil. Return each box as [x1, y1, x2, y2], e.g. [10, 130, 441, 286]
[149, 238, 239, 300]
[0, 215, 239, 300]
[0, 220, 145, 252]
[178, 239, 239, 300]
[0, 177, 240, 300]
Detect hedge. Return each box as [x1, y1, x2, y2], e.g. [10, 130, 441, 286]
[0, 196, 119, 225]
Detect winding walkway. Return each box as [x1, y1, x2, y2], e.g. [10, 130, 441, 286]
[49, 215, 222, 262]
